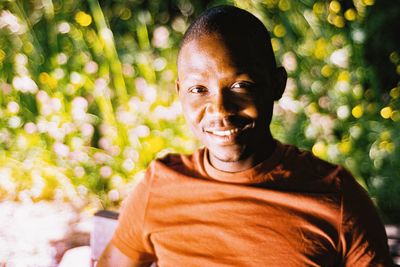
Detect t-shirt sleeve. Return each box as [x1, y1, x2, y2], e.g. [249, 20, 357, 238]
[339, 169, 393, 266]
[111, 166, 156, 263]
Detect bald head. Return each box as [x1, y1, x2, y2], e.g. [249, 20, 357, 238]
[179, 5, 276, 70]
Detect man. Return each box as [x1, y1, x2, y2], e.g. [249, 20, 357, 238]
[98, 5, 393, 267]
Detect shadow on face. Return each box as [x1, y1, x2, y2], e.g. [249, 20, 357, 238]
[176, 32, 287, 171]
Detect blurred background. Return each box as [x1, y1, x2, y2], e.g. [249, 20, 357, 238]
[0, 0, 399, 265]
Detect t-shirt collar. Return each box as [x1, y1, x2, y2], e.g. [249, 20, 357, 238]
[202, 139, 285, 184]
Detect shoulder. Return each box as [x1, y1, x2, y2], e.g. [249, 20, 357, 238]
[337, 167, 392, 265]
[277, 142, 344, 192]
[272, 142, 378, 196]
[282, 143, 340, 178]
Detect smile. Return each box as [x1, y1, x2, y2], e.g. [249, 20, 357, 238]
[208, 128, 239, 136]
[204, 122, 255, 138]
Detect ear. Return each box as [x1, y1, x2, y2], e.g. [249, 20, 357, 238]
[175, 79, 180, 94]
[273, 67, 287, 101]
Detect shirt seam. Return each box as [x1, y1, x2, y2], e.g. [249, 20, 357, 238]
[337, 167, 345, 263]
[141, 162, 156, 254]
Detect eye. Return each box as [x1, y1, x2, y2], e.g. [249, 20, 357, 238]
[231, 81, 255, 92]
[188, 86, 208, 94]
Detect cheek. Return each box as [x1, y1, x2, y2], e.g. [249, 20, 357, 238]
[242, 105, 258, 118]
[181, 98, 205, 125]
[182, 103, 207, 142]
[238, 98, 261, 119]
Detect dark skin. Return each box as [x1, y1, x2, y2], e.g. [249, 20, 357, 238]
[97, 32, 287, 266]
[177, 33, 287, 172]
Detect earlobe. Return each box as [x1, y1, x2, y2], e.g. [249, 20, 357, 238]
[273, 67, 287, 101]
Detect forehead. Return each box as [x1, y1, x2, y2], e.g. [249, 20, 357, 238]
[177, 33, 265, 78]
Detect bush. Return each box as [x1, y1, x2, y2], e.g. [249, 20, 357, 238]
[0, 0, 398, 222]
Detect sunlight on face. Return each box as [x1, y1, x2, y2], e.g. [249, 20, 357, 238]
[177, 33, 278, 171]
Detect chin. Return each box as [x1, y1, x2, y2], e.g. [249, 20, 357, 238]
[209, 145, 246, 163]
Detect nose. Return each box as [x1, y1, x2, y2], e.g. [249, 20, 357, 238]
[206, 90, 235, 116]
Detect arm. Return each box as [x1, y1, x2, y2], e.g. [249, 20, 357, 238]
[339, 170, 393, 266]
[99, 167, 156, 266]
[97, 242, 153, 267]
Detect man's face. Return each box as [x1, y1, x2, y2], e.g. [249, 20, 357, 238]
[177, 33, 280, 169]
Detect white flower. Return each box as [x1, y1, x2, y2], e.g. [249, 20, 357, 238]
[50, 97, 62, 112]
[70, 72, 84, 85]
[36, 90, 49, 103]
[108, 189, 120, 202]
[7, 101, 20, 114]
[278, 96, 303, 113]
[133, 125, 150, 138]
[53, 142, 70, 157]
[337, 105, 350, 120]
[58, 22, 70, 34]
[330, 47, 349, 68]
[100, 166, 112, 178]
[56, 53, 68, 65]
[122, 158, 135, 172]
[0, 10, 26, 34]
[72, 96, 89, 120]
[8, 116, 22, 128]
[282, 52, 297, 72]
[12, 76, 38, 93]
[84, 61, 98, 74]
[153, 57, 167, 71]
[24, 122, 37, 134]
[80, 123, 94, 137]
[0, 168, 15, 194]
[152, 26, 170, 48]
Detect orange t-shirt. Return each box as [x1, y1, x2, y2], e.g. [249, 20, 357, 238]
[112, 141, 393, 266]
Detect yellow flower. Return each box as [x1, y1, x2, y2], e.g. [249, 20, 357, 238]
[271, 38, 280, 52]
[344, 9, 357, 21]
[321, 65, 333, 77]
[39, 72, 58, 89]
[273, 24, 286, 38]
[312, 142, 327, 158]
[338, 71, 350, 82]
[379, 141, 395, 153]
[362, 0, 375, 6]
[329, 1, 341, 13]
[314, 39, 327, 60]
[313, 2, 325, 15]
[278, 0, 290, 11]
[352, 105, 363, 118]
[391, 111, 400, 122]
[333, 16, 345, 28]
[389, 87, 399, 99]
[0, 49, 6, 62]
[75, 11, 92, 27]
[380, 107, 392, 119]
[339, 141, 351, 154]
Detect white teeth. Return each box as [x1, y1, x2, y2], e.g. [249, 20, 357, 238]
[210, 128, 239, 136]
[205, 123, 255, 137]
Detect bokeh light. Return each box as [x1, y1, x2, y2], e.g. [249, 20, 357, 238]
[0, 0, 399, 265]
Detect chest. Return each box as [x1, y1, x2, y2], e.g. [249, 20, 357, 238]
[147, 181, 341, 266]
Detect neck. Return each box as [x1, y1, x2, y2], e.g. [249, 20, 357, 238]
[209, 135, 276, 173]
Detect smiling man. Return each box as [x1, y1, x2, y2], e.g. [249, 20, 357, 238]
[176, 25, 284, 173]
[98, 5, 393, 267]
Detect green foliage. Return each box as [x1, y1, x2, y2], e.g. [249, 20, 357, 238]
[0, 0, 399, 222]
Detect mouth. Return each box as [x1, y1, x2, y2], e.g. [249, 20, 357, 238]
[207, 128, 240, 136]
[203, 122, 255, 143]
